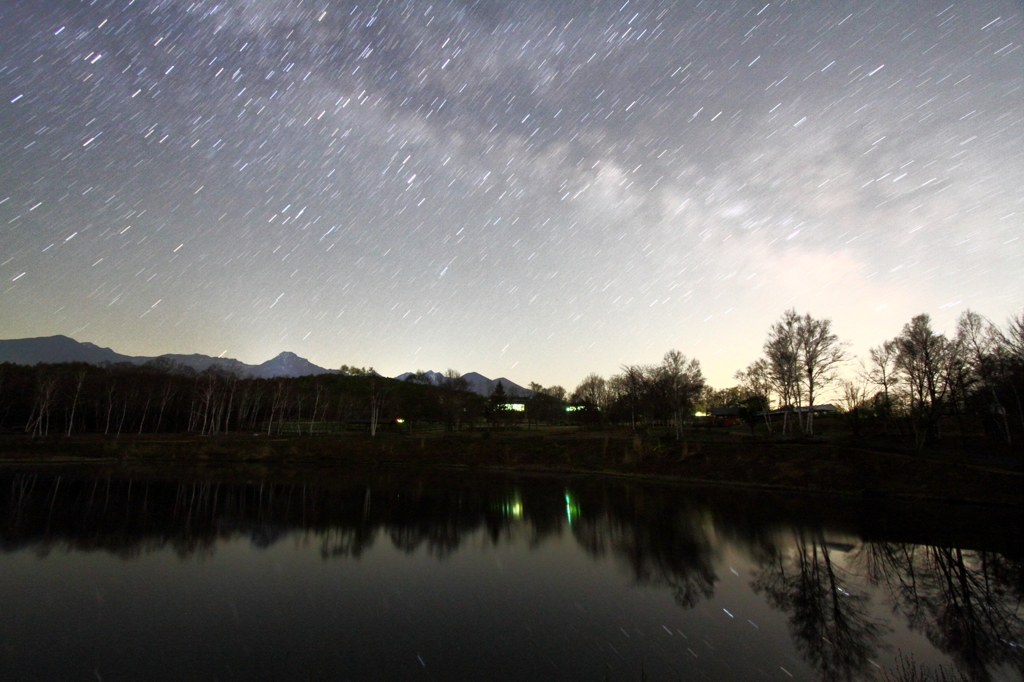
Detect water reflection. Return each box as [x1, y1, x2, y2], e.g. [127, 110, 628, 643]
[753, 531, 888, 682]
[859, 543, 1024, 681]
[1, 471, 1021, 681]
[571, 485, 718, 611]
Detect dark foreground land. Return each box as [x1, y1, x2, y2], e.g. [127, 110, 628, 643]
[1, 428, 1020, 508]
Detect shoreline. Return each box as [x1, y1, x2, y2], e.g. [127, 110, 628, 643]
[1, 430, 1020, 508]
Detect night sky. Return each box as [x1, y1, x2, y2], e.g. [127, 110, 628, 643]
[1, 0, 1021, 389]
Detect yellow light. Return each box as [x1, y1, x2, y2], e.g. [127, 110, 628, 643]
[501, 494, 524, 520]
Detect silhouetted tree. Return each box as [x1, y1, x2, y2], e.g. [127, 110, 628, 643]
[868, 340, 901, 434]
[438, 369, 470, 431]
[838, 378, 869, 438]
[992, 311, 1024, 446]
[525, 383, 566, 426]
[797, 313, 848, 435]
[764, 309, 804, 434]
[892, 314, 954, 450]
[736, 358, 774, 433]
[24, 371, 58, 437]
[572, 373, 608, 429]
[658, 350, 704, 447]
[367, 376, 390, 437]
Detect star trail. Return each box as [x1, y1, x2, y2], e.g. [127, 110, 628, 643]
[1, 0, 1021, 387]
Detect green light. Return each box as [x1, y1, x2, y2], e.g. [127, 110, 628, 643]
[565, 491, 579, 526]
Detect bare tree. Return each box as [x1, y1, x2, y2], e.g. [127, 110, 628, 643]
[867, 340, 901, 432]
[541, 384, 567, 402]
[103, 377, 118, 435]
[438, 369, 470, 431]
[958, 310, 1012, 445]
[999, 311, 1024, 361]
[659, 350, 704, 447]
[137, 384, 152, 435]
[572, 373, 608, 408]
[572, 373, 609, 429]
[25, 372, 59, 437]
[893, 314, 953, 450]
[761, 310, 847, 435]
[196, 370, 219, 435]
[153, 377, 177, 434]
[309, 380, 327, 435]
[615, 365, 646, 430]
[220, 371, 239, 434]
[797, 313, 848, 435]
[764, 309, 805, 434]
[367, 376, 390, 437]
[992, 311, 1024, 444]
[838, 378, 869, 438]
[735, 358, 774, 433]
[65, 367, 88, 437]
[266, 379, 289, 435]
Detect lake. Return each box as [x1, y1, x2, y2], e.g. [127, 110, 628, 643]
[0, 467, 1020, 681]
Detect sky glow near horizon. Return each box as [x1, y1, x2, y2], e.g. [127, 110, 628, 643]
[0, 0, 1021, 391]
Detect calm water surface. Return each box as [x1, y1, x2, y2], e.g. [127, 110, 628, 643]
[0, 468, 1020, 681]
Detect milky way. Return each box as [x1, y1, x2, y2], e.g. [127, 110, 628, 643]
[1, 0, 1021, 388]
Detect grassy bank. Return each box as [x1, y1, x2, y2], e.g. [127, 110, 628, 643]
[0, 428, 1020, 507]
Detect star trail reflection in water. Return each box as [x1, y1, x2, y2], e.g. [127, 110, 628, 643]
[0, 471, 1020, 681]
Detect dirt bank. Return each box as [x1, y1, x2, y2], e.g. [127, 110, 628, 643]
[1, 430, 1020, 507]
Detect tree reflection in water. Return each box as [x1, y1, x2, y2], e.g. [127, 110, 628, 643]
[859, 543, 1024, 682]
[752, 530, 888, 682]
[570, 485, 718, 609]
[1, 472, 1020, 681]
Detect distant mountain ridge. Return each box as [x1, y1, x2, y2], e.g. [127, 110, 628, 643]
[0, 335, 137, 366]
[395, 369, 533, 397]
[0, 336, 535, 393]
[0, 335, 336, 379]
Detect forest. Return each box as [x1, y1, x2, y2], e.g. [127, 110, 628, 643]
[1, 308, 1022, 455]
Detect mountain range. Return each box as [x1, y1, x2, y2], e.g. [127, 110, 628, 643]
[394, 370, 533, 397]
[0, 335, 532, 395]
[0, 335, 336, 379]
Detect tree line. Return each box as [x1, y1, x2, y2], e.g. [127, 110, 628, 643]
[0, 360, 569, 437]
[563, 308, 1024, 451]
[1, 308, 1022, 451]
[754, 308, 1024, 450]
